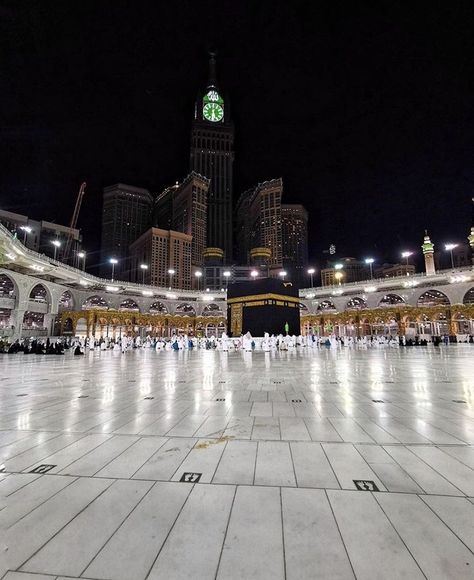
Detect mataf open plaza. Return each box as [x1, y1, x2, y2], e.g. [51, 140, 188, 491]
[1, 226, 474, 580]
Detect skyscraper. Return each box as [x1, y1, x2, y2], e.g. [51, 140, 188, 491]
[154, 172, 209, 268]
[100, 183, 153, 279]
[190, 53, 234, 263]
[236, 178, 283, 268]
[129, 227, 192, 289]
[281, 204, 308, 285]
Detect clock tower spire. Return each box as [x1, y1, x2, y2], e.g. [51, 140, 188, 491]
[190, 53, 234, 264]
[208, 51, 217, 88]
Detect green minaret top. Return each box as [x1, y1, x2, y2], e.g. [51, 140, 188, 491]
[421, 230, 434, 255]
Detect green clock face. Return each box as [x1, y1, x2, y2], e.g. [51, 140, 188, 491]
[203, 90, 224, 122]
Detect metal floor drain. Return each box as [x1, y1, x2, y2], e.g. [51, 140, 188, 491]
[372, 400, 384, 403]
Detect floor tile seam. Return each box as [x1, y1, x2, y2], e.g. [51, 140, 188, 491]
[384, 444, 457, 496]
[107, 410, 169, 436]
[127, 436, 170, 479]
[77, 479, 157, 578]
[70, 435, 143, 477]
[323, 488, 357, 580]
[371, 492, 429, 579]
[278, 487, 288, 580]
[369, 416, 434, 445]
[249, 414, 257, 440]
[319, 443, 343, 490]
[395, 416, 469, 446]
[3, 473, 43, 497]
[137, 413, 185, 437]
[433, 445, 474, 472]
[418, 494, 474, 555]
[251, 441, 259, 486]
[16, 477, 116, 572]
[68, 412, 127, 433]
[437, 446, 474, 470]
[169, 415, 209, 438]
[142, 482, 197, 580]
[23, 433, 114, 474]
[4, 475, 79, 530]
[6, 433, 90, 471]
[54, 434, 124, 476]
[352, 442, 405, 490]
[352, 416, 404, 444]
[1, 571, 58, 580]
[0, 432, 34, 449]
[366, 455, 424, 494]
[286, 441, 299, 488]
[326, 416, 377, 444]
[0, 432, 65, 460]
[403, 446, 471, 495]
[213, 484, 238, 580]
[206, 439, 229, 483]
[167, 438, 202, 482]
[279, 416, 312, 441]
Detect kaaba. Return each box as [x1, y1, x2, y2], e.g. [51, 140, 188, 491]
[227, 278, 301, 336]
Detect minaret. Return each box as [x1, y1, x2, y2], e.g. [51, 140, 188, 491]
[421, 231, 435, 275]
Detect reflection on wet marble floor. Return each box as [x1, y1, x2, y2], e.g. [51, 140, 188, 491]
[1, 346, 474, 579]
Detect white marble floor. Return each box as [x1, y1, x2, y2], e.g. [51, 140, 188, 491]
[1, 345, 474, 579]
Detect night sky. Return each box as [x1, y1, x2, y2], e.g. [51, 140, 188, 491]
[2, 2, 474, 271]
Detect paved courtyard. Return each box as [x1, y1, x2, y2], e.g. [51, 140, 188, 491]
[1, 345, 474, 579]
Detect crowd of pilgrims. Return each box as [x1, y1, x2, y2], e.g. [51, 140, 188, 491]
[0, 332, 419, 356]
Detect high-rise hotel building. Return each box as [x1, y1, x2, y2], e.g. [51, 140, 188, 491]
[154, 172, 209, 268]
[281, 204, 308, 285]
[236, 178, 283, 268]
[100, 184, 153, 279]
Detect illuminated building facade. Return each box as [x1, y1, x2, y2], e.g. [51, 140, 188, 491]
[154, 172, 209, 268]
[129, 227, 192, 290]
[100, 184, 153, 280]
[281, 204, 308, 285]
[236, 178, 283, 268]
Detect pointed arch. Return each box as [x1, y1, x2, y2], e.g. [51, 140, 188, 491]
[417, 290, 450, 307]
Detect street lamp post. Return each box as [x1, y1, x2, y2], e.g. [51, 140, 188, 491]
[77, 251, 86, 271]
[168, 268, 175, 289]
[445, 243, 458, 270]
[334, 263, 343, 286]
[140, 263, 148, 284]
[195, 270, 202, 291]
[401, 251, 413, 274]
[307, 267, 315, 288]
[109, 258, 118, 281]
[364, 257, 375, 280]
[223, 270, 231, 290]
[250, 270, 258, 280]
[51, 239, 61, 261]
[279, 270, 287, 281]
[20, 225, 32, 245]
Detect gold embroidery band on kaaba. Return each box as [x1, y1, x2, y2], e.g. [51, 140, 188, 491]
[227, 293, 300, 306]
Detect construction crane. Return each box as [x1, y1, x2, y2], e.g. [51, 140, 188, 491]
[63, 181, 86, 263]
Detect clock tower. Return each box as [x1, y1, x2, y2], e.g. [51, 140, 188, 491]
[190, 52, 234, 263]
